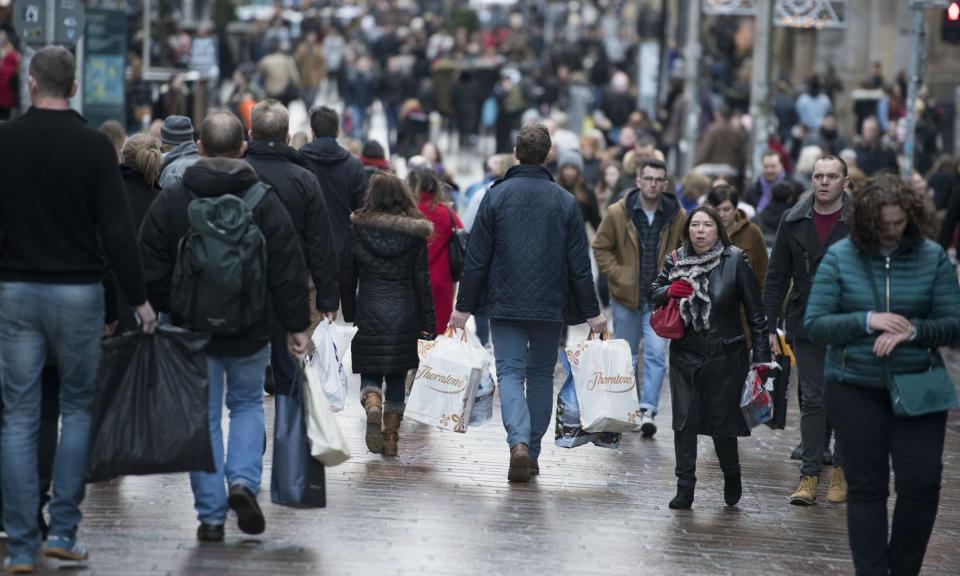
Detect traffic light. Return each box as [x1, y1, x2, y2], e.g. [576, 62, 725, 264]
[945, 1, 960, 44]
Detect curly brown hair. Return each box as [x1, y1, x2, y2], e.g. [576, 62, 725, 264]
[849, 174, 931, 251]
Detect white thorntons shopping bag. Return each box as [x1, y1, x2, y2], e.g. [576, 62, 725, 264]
[407, 329, 487, 432]
[309, 320, 352, 412]
[567, 336, 642, 433]
[302, 359, 351, 466]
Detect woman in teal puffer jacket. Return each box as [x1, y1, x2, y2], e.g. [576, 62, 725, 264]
[804, 175, 960, 576]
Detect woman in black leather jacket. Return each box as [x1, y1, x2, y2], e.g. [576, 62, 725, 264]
[650, 205, 771, 509]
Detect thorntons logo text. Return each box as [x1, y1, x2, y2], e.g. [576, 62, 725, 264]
[586, 371, 635, 393]
[417, 365, 467, 394]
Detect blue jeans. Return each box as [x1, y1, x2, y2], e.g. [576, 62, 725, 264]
[0, 282, 104, 561]
[490, 320, 563, 462]
[190, 345, 271, 525]
[611, 301, 667, 414]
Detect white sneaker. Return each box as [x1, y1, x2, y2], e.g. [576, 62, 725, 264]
[640, 412, 657, 438]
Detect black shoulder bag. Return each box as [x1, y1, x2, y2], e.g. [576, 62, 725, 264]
[447, 206, 467, 282]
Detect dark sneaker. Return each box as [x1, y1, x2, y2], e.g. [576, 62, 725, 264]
[228, 485, 265, 535]
[790, 443, 802, 460]
[197, 523, 225, 542]
[640, 412, 657, 438]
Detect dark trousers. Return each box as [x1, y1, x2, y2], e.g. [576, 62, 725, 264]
[794, 338, 841, 476]
[270, 321, 298, 396]
[674, 427, 739, 489]
[827, 380, 947, 576]
[360, 373, 406, 406]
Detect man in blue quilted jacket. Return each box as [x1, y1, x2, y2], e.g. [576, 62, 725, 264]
[450, 123, 606, 483]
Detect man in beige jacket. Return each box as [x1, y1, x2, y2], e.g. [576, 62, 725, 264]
[593, 158, 685, 437]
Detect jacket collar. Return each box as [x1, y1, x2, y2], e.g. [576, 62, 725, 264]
[244, 139, 308, 168]
[491, 164, 555, 187]
[624, 188, 681, 222]
[784, 191, 851, 223]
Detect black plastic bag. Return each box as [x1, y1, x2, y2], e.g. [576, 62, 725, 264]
[271, 373, 326, 508]
[764, 354, 791, 430]
[87, 326, 215, 482]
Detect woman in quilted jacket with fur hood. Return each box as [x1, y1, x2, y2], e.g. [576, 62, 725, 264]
[340, 172, 436, 456]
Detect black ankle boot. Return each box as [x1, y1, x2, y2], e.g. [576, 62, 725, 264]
[669, 485, 695, 509]
[724, 473, 742, 507]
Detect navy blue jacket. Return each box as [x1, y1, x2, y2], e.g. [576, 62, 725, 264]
[455, 164, 600, 324]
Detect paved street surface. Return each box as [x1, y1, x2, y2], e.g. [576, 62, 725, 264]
[6, 332, 959, 575]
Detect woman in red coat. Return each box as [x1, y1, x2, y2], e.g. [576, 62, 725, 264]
[410, 165, 462, 334]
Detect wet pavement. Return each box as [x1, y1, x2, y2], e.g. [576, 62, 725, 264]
[7, 335, 960, 575]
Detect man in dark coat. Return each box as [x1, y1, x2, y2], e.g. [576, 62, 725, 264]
[854, 116, 899, 176]
[300, 106, 368, 257]
[244, 99, 339, 396]
[763, 155, 851, 506]
[0, 46, 156, 570]
[449, 123, 606, 484]
[139, 111, 310, 542]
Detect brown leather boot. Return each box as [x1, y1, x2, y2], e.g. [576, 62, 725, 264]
[508, 443, 530, 483]
[528, 460, 540, 477]
[382, 412, 403, 457]
[361, 391, 383, 454]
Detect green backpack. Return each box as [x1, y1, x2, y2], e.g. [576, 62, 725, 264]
[171, 183, 268, 335]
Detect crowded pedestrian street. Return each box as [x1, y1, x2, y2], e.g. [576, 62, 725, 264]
[3, 0, 960, 574]
[63, 345, 960, 575]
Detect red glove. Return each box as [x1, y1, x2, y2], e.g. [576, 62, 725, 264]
[667, 280, 693, 299]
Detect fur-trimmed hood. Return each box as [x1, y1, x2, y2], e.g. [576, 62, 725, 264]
[350, 212, 433, 258]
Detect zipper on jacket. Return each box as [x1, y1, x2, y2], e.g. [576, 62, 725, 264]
[884, 257, 891, 312]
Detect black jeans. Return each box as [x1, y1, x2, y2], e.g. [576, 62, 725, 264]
[794, 338, 841, 475]
[827, 380, 947, 576]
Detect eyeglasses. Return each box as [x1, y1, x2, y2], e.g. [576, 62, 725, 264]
[640, 176, 668, 184]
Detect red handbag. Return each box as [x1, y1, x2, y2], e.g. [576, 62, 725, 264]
[650, 250, 685, 340]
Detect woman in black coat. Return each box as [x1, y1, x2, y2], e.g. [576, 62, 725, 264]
[340, 172, 435, 457]
[650, 205, 771, 509]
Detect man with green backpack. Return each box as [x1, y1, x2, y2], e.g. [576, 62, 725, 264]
[139, 110, 310, 542]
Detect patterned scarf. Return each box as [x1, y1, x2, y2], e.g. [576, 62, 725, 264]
[667, 242, 724, 332]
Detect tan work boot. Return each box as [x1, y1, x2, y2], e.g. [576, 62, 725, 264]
[508, 443, 530, 483]
[790, 474, 819, 505]
[382, 412, 403, 457]
[826, 467, 848, 503]
[362, 391, 383, 454]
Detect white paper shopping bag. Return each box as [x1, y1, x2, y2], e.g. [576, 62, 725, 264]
[406, 330, 485, 432]
[567, 336, 642, 433]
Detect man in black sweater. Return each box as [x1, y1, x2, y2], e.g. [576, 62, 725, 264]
[244, 99, 339, 396]
[139, 110, 310, 543]
[0, 46, 156, 571]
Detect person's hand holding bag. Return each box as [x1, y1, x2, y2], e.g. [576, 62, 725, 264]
[667, 280, 693, 299]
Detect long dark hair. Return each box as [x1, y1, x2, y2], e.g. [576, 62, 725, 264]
[357, 172, 425, 219]
[406, 164, 446, 208]
[682, 205, 731, 250]
[849, 175, 930, 252]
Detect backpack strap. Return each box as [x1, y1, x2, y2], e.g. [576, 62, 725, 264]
[242, 182, 269, 210]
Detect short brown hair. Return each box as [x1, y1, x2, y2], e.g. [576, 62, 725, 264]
[514, 123, 551, 165]
[29, 46, 75, 98]
[849, 175, 930, 252]
[250, 99, 289, 143]
[199, 111, 245, 158]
